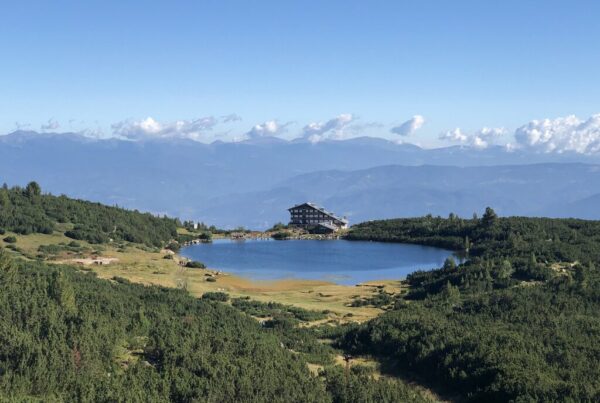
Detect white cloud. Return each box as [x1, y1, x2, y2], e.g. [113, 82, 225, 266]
[111, 116, 218, 141]
[302, 113, 354, 143]
[513, 114, 600, 154]
[40, 118, 60, 131]
[246, 120, 288, 139]
[439, 113, 600, 154]
[439, 126, 506, 148]
[390, 115, 425, 136]
[439, 128, 468, 143]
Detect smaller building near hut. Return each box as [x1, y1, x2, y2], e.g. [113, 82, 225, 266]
[288, 202, 348, 233]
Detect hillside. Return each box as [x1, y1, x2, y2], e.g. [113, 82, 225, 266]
[0, 255, 323, 401]
[0, 252, 436, 402]
[0, 188, 435, 401]
[0, 182, 178, 246]
[3, 187, 600, 400]
[0, 184, 404, 326]
[333, 211, 600, 401]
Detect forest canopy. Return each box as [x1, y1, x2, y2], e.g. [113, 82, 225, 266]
[338, 210, 600, 401]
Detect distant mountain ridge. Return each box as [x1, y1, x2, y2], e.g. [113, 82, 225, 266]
[198, 163, 600, 228]
[1, 130, 599, 228]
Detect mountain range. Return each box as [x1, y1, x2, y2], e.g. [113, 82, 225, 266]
[1, 130, 599, 228]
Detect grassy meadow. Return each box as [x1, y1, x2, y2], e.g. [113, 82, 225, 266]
[2, 229, 402, 323]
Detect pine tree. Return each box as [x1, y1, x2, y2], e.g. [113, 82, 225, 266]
[0, 188, 9, 207]
[25, 181, 42, 198]
[530, 253, 537, 268]
[443, 257, 457, 271]
[0, 247, 16, 283]
[49, 271, 77, 315]
[481, 207, 498, 227]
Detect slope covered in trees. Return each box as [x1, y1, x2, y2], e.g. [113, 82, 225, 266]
[0, 182, 178, 246]
[0, 248, 429, 402]
[0, 252, 322, 401]
[338, 210, 600, 401]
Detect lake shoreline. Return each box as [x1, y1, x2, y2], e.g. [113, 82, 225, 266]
[179, 238, 453, 286]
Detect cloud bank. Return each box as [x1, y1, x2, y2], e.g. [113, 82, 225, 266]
[439, 127, 506, 149]
[245, 120, 289, 139]
[19, 111, 600, 154]
[302, 114, 355, 143]
[513, 114, 600, 154]
[437, 113, 600, 154]
[391, 115, 425, 136]
[111, 116, 218, 141]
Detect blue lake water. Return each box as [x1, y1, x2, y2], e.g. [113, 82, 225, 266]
[180, 239, 454, 285]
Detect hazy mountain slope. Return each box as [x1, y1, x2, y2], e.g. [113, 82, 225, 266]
[1, 131, 600, 226]
[199, 164, 600, 228]
[548, 193, 600, 219]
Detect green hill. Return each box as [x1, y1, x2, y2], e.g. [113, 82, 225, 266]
[0, 251, 429, 402]
[338, 209, 600, 401]
[0, 182, 178, 247]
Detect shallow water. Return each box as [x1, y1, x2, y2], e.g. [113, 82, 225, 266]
[180, 239, 454, 285]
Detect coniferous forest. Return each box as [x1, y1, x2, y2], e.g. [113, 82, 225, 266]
[0, 251, 428, 402]
[0, 182, 178, 246]
[341, 209, 600, 401]
[1, 184, 600, 401]
[0, 184, 426, 402]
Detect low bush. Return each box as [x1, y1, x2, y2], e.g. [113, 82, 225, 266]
[3, 236, 16, 243]
[185, 260, 206, 269]
[201, 292, 229, 302]
[271, 231, 291, 240]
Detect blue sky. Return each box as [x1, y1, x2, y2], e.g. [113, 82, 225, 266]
[1, 1, 599, 147]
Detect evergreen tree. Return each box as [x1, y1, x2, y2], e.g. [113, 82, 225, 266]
[0, 247, 15, 283]
[443, 257, 457, 271]
[49, 271, 77, 315]
[497, 260, 514, 279]
[25, 181, 42, 198]
[0, 189, 9, 207]
[481, 207, 498, 227]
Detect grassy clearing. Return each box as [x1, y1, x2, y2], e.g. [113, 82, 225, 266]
[5, 231, 402, 323]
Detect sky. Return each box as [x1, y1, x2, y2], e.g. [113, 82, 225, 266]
[1, 1, 600, 148]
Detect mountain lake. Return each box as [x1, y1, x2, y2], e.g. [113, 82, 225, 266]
[180, 239, 456, 285]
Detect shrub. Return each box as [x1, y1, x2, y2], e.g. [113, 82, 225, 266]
[202, 292, 229, 302]
[112, 276, 131, 284]
[268, 222, 288, 232]
[272, 231, 291, 240]
[185, 260, 206, 269]
[165, 241, 180, 252]
[198, 232, 212, 241]
[3, 236, 16, 244]
[206, 277, 217, 282]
